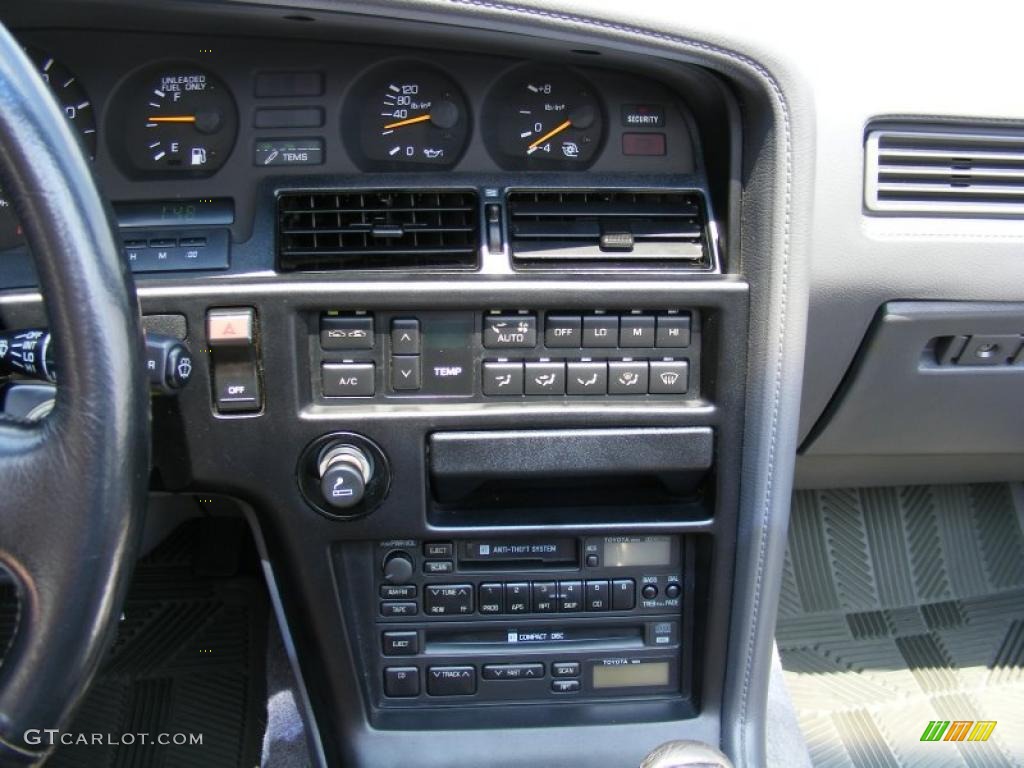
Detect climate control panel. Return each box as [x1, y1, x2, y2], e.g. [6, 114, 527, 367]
[310, 308, 701, 402]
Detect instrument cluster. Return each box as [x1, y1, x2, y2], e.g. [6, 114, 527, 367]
[1, 39, 684, 255]
[16, 51, 627, 179]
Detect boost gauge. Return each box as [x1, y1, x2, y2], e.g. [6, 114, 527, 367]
[113, 64, 238, 177]
[343, 64, 470, 170]
[483, 68, 604, 170]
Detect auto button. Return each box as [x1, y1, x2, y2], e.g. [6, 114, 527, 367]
[483, 314, 537, 348]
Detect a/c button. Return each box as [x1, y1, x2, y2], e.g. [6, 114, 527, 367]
[322, 363, 375, 397]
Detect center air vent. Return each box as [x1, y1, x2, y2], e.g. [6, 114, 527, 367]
[866, 128, 1024, 216]
[277, 190, 479, 271]
[507, 190, 709, 267]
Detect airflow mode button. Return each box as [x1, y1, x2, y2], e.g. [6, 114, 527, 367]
[321, 314, 374, 350]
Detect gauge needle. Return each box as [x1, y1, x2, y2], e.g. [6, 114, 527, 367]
[528, 119, 572, 153]
[147, 115, 197, 123]
[383, 114, 432, 130]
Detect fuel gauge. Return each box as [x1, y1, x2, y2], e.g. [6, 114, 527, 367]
[112, 64, 238, 177]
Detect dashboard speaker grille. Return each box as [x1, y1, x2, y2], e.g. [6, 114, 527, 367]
[277, 189, 479, 271]
[866, 128, 1024, 216]
[507, 190, 709, 266]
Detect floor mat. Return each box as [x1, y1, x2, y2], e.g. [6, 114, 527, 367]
[43, 518, 269, 768]
[777, 484, 1024, 767]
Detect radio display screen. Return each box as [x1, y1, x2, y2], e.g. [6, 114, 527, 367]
[602, 536, 671, 567]
[592, 661, 670, 689]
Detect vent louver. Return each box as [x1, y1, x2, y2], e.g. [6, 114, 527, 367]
[277, 190, 479, 271]
[866, 128, 1024, 215]
[507, 190, 709, 266]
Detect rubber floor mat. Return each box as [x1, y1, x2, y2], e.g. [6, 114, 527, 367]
[777, 484, 1024, 767]
[42, 519, 269, 767]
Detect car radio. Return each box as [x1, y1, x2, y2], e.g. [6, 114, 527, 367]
[367, 534, 691, 708]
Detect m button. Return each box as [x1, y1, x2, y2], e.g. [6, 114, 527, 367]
[620, 315, 655, 348]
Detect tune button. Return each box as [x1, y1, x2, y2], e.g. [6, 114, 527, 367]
[424, 584, 474, 616]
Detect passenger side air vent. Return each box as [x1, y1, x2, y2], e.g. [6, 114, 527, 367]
[507, 190, 710, 267]
[866, 128, 1024, 215]
[277, 190, 479, 271]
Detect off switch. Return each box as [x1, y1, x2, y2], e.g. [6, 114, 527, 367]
[207, 307, 261, 414]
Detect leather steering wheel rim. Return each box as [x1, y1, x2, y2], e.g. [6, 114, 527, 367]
[0, 23, 149, 765]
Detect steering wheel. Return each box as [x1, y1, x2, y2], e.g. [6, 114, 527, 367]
[0, 24, 149, 765]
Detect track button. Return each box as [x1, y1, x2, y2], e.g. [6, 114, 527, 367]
[427, 666, 477, 696]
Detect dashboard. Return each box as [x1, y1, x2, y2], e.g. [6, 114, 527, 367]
[0, 9, 746, 767]
[6, 1, 1023, 768]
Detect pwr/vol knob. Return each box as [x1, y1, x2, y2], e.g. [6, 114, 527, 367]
[382, 551, 415, 584]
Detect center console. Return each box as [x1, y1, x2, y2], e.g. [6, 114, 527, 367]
[363, 534, 691, 710]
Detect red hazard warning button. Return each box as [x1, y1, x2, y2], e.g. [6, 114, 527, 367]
[207, 308, 255, 346]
